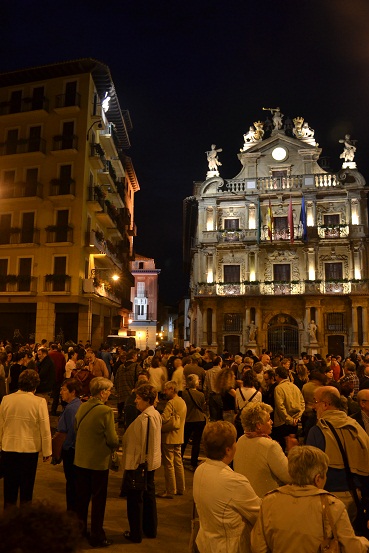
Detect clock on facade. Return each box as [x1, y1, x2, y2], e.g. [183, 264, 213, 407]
[271, 146, 288, 161]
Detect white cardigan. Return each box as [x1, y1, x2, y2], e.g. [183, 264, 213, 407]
[0, 390, 52, 456]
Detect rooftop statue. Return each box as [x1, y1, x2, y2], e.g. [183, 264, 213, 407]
[293, 116, 304, 138]
[263, 107, 284, 130]
[301, 122, 315, 138]
[241, 121, 264, 151]
[339, 134, 357, 163]
[206, 144, 222, 176]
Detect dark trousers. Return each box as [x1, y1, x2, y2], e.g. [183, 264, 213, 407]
[75, 466, 109, 542]
[208, 393, 223, 421]
[62, 448, 77, 511]
[272, 424, 298, 452]
[181, 421, 206, 467]
[2, 451, 39, 508]
[126, 470, 157, 542]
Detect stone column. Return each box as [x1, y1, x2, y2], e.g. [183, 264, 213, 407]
[362, 305, 369, 347]
[352, 305, 359, 347]
[35, 301, 55, 343]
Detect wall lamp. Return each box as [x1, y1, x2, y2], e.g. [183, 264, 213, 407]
[90, 268, 120, 281]
[86, 120, 103, 141]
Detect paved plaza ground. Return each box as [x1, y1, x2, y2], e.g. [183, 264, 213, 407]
[0, 395, 197, 552]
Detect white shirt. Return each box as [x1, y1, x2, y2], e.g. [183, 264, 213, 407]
[233, 435, 291, 497]
[193, 459, 261, 553]
[0, 390, 52, 456]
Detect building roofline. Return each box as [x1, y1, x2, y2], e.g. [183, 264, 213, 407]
[0, 58, 132, 150]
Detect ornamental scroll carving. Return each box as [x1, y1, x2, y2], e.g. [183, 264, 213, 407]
[263, 250, 300, 282]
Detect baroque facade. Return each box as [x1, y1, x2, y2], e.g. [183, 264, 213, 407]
[0, 59, 138, 346]
[184, 110, 368, 357]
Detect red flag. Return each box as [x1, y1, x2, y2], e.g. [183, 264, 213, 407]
[267, 199, 273, 241]
[288, 196, 294, 243]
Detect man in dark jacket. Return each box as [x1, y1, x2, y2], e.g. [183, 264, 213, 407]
[36, 347, 56, 399]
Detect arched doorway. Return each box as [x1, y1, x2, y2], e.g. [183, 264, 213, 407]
[267, 314, 299, 357]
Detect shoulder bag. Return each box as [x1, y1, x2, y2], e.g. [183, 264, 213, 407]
[234, 389, 258, 438]
[122, 417, 150, 492]
[325, 419, 369, 537]
[320, 494, 341, 553]
[161, 401, 181, 432]
[187, 388, 208, 422]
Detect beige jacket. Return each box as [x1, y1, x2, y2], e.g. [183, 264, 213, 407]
[273, 379, 305, 427]
[161, 395, 187, 444]
[251, 485, 369, 553]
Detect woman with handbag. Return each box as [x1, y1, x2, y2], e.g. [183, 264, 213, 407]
[74, 377, 119, 548]
[181, 373, 207, 471]
[251, 446, 369, 553]
[121, 383, 162, 543]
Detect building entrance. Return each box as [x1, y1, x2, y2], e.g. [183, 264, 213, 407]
[224, 334, 240, 354]
[268, 314, 299, 357]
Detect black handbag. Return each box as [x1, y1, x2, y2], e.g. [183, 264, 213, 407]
[122, 418, 150, 492]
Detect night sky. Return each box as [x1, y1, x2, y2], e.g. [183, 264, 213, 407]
[1, 0, 369, 304]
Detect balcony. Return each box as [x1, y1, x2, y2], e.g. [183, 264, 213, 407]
[49, 178, 76, 197]
[90, 143, 106, 169]
[45, 225, 73, 243]
[87, 186, 106, 211]
[44, 274, 71, 293]
[194, 279, 369, 297]
[0, 137, 46, 156]
[222, 173, 343, 194]
[82, 278, 121, 305]
[0, 181, 42, 199]
[0, 275, 37, 294]
[99, 123, 120, 158]
[54, 93, 81, 111]
[9, 228, 40, 245]
[51, 135, 78, 152]
[87, 230, 122, 267]
[0, 96, 49, 116]
[97, 160, 118, 187]
[318, 225, 349, 239]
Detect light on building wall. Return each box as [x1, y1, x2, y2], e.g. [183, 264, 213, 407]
[355, 267, 361, 279]
[249, 205, 256, 229]
[352, 213, 359, 225]
[207, 270, 213, 283]
[250, 271, 256, 282]
[309, 267, 315, 280]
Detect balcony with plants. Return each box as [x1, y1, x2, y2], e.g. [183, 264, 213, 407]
[0, 181, 43, 199]
[0, 274, 37, 294]
[49, 178, 76, 197]
[44, 274, 71, 293]
[45, 225, 73, 243]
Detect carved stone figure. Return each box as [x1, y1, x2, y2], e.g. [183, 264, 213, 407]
[339, 134, 357, 163]
[206, 144, 222, 173]
[242, 126, 256, 146]
[293, 116, 304, 138]
[301, 122, 315, 138]
[248, 321, 257, 342]
[253, 120, 264, 140]
[308, 320, 317, 342]
[263, 107, 283, 130]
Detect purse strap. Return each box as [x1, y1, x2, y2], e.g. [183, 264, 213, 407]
[237, 389, 258, 415]
[187, 388, 206, 414]
[76, 402, 102, 432]
[324, 419, 361, 509]
[320, 494, 339, 541]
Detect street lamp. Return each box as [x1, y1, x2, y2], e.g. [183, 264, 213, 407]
[90, 268, 120, 281]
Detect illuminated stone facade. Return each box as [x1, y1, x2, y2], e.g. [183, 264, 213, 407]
[184, 112, 368, 357]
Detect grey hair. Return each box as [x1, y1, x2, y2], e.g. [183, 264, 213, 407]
[89, 377, 113, 396]
[288, 446, 329, 486]
[186, 373, 199, 388]
[164, 379, 178, 393]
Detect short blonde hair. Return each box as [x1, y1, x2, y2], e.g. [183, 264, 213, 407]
[241, 402, 272, 431]
[288, 446, 328, 486]
[186, 373, 199, 388]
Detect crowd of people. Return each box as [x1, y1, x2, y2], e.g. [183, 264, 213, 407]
[2, 340, 369, 551]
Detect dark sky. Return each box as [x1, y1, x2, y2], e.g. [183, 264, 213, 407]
[1, 0, 369, 304]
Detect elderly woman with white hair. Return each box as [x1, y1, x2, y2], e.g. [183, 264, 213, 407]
[251, 445, 369, 553]
[233, 402, 291, 497]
